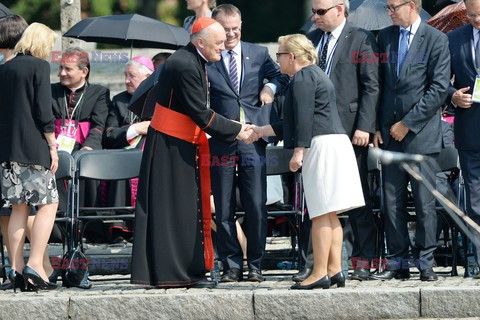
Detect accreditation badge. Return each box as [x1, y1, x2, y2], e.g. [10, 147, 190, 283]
[472, 75, 480, 103]
[56, 134, 76, 153]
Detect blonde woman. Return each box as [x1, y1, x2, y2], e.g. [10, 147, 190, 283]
[183, 0, 216, 33]
[0, 23, 58, 291]
[250, 34, 365, 289]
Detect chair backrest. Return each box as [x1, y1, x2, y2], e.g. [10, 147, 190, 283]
[436, 146, 459, 172]
[266, 146, 294, 176]
[56, 151, 75, 180]
[367, 147, 381, 172]
[74, 149, 143, 180]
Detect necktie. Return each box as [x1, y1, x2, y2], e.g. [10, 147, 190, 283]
[228, 50, 239, 93]
[397, 28, 410, 75]
[319, 32, 332, 71]
[475, 33, 480, 70]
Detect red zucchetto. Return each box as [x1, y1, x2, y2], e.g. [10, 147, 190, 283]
[191, 17, 217, 34]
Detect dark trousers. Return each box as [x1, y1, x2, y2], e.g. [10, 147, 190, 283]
[300, 145, 376, 268]
[383, 141, 438, 270]
[210, 139, 267, 271]
[458, 149, 480, 265]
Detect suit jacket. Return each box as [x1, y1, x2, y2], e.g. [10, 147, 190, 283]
[377, 22, 451, 154]
[308, 22, 379, 137]
[207, 41, 289, 129]
[155, 42, 242, 142]
[0, 54, 55, 169]
[51, 82, 111, 151]
[447, 24, 480, 151]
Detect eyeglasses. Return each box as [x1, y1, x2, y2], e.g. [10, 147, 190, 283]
[384, 1, 411, 12]
[276, 52, 290, 59]
[224, 27, 241, 34]
[311, 3, 343, 16]
[467, 13, 480, 20]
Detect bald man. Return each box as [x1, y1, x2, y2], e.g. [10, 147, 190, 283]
[131, 18, 253, 288]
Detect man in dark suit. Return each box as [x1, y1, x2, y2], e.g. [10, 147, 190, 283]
[447, 0, 480, 271]
[297, 0, 379, 282]
[371, 0, 450, 281]
[207, 4, 289, 282]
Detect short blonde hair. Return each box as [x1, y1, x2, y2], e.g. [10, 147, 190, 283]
[278, 34, 318, 65]
[14, 23, 57, 60]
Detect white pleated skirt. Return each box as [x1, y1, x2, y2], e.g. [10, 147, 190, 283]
[302, 134, 365, 219]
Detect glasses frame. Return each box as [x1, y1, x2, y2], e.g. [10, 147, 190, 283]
[276, 52, 290, 59]
[467, 13, 480, 20]
[384, 1, 412, 13]
[311, 3, 343, 16]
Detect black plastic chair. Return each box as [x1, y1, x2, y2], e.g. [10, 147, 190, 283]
[72, 149, 143, 250]
[55, 151, 76, 253]
[234, 146, 304, 264]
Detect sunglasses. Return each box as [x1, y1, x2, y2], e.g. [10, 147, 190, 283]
[311, 3, 343, 16]
[384, 1, 411, 12]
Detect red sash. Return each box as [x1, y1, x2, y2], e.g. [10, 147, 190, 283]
[150, 103, 214, 270]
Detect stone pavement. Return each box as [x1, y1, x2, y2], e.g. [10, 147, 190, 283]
[1, 267, 480, 320]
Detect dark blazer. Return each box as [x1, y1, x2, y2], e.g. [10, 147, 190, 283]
[275, 65, 345, 149]
[447, 24, 480, 151]
[308, 22, 379, 137]
[207, 41, 289, 127]
[156, 42, 242, 141]
[51, 82, 111, 151]
[104, 91, 136, 149]
[0, 54, 55, 169]
[377, 22, 451, 154]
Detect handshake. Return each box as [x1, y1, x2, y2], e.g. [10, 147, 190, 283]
[236, 124, 264, 144]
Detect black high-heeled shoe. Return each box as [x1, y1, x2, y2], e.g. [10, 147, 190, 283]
[290, 275, 331, 290]
[329, 271, 346, 288]
[7, 269, 34, 293]
[22, 266, 57, 292]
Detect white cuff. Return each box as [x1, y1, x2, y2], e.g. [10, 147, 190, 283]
[126, 124, 139, 141]
[264, 83, 277, 95]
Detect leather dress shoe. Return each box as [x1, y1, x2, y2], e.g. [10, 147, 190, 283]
[370, 269, 410, 280]
[350, 268, 371, 281]
[420, 268, 438, 281]
[292, 267, 312, 282]
[247, 269, 264, 282]
[329, 271, 346, 288]
[191, 279, 217, 288]
[291, 275, 330, 290]
[220, 268, 243, 282]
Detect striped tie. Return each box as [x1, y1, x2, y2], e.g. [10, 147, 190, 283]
[228, 50, 239, 93]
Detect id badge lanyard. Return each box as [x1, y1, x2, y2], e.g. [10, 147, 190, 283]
[56, 85, 86, 153]
[61, 86, 86, 136]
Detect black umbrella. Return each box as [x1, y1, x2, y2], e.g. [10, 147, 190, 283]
[128, 65, 163, 119]
[348, 0, 432, 31]
[63, 14, 189, 51]
[0, 2, 14, 18]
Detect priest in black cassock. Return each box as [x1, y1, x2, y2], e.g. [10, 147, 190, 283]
[130, 17, 253, 288]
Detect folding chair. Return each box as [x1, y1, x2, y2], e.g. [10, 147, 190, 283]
[434, 146, 461, 276]
[55, 151, 76, 253]
[379, 146, 462, 275]
[72, 149, 143, 250]
[367, 147, 386, 272]
[235, 146, 304, 264]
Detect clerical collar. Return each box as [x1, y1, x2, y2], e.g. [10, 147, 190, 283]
[196, 48, 208, 62]
[65, 82, 87, 94]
